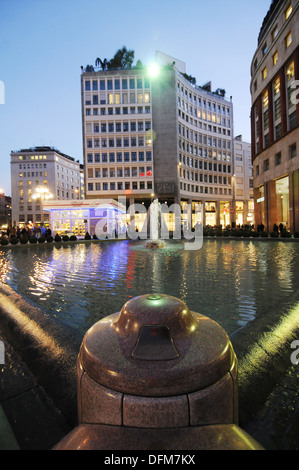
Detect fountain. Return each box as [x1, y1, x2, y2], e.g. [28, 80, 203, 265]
[145, 199, 166, 249]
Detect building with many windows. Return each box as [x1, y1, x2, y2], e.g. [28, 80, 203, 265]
[0, 192, 11, 230]
[251, 0, 299, 232]
[11, 146, 82, 227]
[233, 135, 254, 226]
[81, 52, 235, 230]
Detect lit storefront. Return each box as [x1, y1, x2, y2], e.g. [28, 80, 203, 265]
[220, 202, 230, 227]
[276, 176, 289, 228]
[43, 199, 126, 237]
[256, 186, 266, 227]
[205, 202, 217, 226]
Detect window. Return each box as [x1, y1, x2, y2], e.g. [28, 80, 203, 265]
[274, 98, 281, 120]
[263, 90, 269, 108]
[262, 43, 267, 55]
[275, 152, 282, 166]
[286, 32, 292, 48]
[272, 26, 278, 41]
[274, 77, 280, 95]
[290, 111, 297, 130]
[262, 67, 267, 80]
[273, 51, 278, 65]
[85, 81, 90, 91]
[289, 143, 296, 159]
[285, 4, 292, 20]
[286, 61, 294, 82]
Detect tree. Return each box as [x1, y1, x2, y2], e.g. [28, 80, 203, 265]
[108, 46, 134, 69]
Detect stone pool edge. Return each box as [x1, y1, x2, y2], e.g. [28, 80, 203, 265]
[0, 282, 82, 427]
[0, 282, 298, 429]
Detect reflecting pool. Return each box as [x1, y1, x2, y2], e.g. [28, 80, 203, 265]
[0, 239, 299, 336]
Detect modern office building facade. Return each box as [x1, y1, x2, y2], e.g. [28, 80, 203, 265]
[233, 135, 254, 226]
[11, 146, 82, 227]
[81, 53, 235, 230]
[251, 0, 299, 232]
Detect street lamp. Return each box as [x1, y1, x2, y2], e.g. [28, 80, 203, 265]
[32, 186, 53, 224]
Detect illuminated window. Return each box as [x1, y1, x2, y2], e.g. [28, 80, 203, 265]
[263, 90, 269, 108]
[274, 77, 280, 95]
[144, 92, 150, 103]
[285, 4, 292, 20]
[286, 61, 295, 81]
[286, 32, 292, 48]
[262, 67, 267, 80]
[273, 51, 278, 65]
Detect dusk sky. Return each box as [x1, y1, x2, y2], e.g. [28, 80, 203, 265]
[0, 0, 271, 196]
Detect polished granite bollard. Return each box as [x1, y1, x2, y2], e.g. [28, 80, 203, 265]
[54, 294, 263, 450]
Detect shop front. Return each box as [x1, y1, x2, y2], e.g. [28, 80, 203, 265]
[276, 176, 289, 229]
[43, 199, 126, 238]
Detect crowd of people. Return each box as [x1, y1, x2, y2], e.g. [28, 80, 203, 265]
[2, 224, 52, 240]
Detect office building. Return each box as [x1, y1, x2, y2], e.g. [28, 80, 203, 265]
[0, 192, 11, 229]
[11, 146, 82, 227]
[251, 0, 299, 232]
[81, 52, 235, 230]
[233, 136, 254, 226]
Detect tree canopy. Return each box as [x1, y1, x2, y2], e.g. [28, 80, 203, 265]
[95, 46, 137, 71]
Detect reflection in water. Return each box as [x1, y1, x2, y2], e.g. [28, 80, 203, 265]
[0, 240, 299, 336]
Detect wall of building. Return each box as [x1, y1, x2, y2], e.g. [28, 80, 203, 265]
[251, 0, 299, 232]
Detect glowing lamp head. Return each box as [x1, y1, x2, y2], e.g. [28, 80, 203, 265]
[148, 63, 160, 78]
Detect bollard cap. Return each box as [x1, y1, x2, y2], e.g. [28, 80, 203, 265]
[79, 294, 235, 397]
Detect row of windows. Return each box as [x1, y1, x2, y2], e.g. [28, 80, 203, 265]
[85, 92, 150, 106]
[255, 142, 297, 176]
[180, 170, 231, 186]
[253, 2, 294, 81]
[85, 77, 150, 92]
[87, 181, 153, 191]
[86, 136, 152, 149]
[87, 120, 152, 133]
[86, 106, 151, 116]
[180, 159, 231, 173]
[178, 98, 231, 127]
[179, 144, 232, 161]
[19, 172, 47, 178]
[180, 183, 232, 196]
[17, 155, 47, 161]
[87, 167, 152, 178]
[179, 136, 231, 150]
[86, 151, 152, 164]
[19, 163, 47, 169]
[260, 28, 293, 85]
[177, 81, 231, 116]
[254, 60, 297, 152]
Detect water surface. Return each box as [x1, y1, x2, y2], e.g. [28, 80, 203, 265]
[0, 239, 298, 336]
